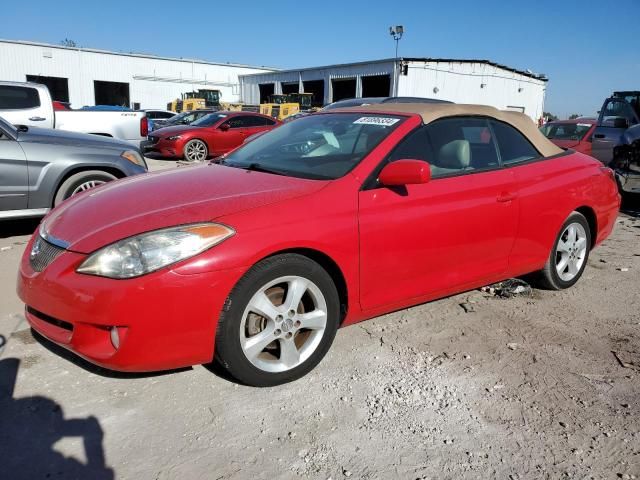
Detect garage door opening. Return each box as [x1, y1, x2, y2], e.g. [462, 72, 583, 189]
[259, 83, 274, 104]
[302, 80, 324, 107]
[331, 78, 356, 102]
[361, 74, 391, 98]
[281, 82, 299, 95]
[26, 75, 69, 102]
[94, 81, 130, 107]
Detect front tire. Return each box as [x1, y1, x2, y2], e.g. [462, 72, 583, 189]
[535, 211, 591, 290]
[214, 254, 340, 387]
[183, 139, 208, 162]
[54, 170, 117, 207]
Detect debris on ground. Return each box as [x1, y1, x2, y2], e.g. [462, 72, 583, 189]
[481, 279, 532, 298]
[459, 302, 475, 313]
[613, 351, 640, 371]
[617, 267, 630, 272]
[507, 343, 519, 350]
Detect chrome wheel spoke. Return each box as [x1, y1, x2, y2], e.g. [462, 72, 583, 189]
[555, 221, 588, 281]
[297, 310, 327, 330]
[242, 324, 276, 360]
[248, 292, 280, 321]
[557, 239, 571, 254]
[284, 277, 309, 312]
[557, 254, 570, 273]
[575, 237, 587, 251]
[279, 338, 300, 367]
[567, 259, 579, 276]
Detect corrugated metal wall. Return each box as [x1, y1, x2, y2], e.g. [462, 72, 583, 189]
[240, 61, 396, 105]
[240, 59, 546, 121]
[0, 40, 273, 109]
[398, 61, 546, 121]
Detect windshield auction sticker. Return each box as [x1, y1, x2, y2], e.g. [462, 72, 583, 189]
[354, 117, 400, 126]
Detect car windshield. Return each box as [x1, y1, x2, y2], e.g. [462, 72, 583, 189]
[191, 113, 228, 127]
[540, 122, 592, 141]
[0, 116, 17, 136]
[221, 112, 405, 180]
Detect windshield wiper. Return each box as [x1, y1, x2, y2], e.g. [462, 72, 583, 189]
[228, 162, 287, 176]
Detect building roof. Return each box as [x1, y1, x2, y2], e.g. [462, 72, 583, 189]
[0, 38, 279, 71]
[239, 57, 547, 81]
[335, 102, 562, 157]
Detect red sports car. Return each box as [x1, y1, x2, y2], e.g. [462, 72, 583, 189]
[540, 118, 597, 155]
[146, 111, 279, 161]
[18, 104, 620, 386]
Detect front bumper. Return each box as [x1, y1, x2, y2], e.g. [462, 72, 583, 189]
[17, 235, 246, 372]
[142, 138, 183, 158]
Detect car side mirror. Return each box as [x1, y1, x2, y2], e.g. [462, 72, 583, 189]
[220, 123, 230, 132]
[379, 159, 431, 186]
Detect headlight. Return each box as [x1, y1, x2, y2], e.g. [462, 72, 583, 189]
[167, 135, 182, 141]
[121, 150, 146, 168]
[77, 223, 234, 278]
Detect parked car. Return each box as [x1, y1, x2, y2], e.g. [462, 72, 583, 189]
[0, 81, 148, 146]
[142, 109, 176, 122]
[591, 91, 640, 196]
[539, 118, 596, 155]
[323, 96, 452, 110]
[17, 103, 619, 386]
[0, 115, 147, 220]
[150, 109, 215, 131]
[146, 111, 279, 161]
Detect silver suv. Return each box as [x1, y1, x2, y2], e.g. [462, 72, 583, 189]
[0, 116, 147, 220]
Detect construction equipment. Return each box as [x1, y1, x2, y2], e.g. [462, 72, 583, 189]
[258, 93, 315, 120]
[168, 89, 222, 113]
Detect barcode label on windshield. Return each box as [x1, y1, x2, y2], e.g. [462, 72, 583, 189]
[353, 117, 400, 126]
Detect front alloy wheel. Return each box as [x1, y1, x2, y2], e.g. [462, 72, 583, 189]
[215, 254, 340, 386]
[183, 139, 208, 162]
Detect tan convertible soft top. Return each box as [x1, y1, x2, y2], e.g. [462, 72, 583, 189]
[337, 103, 563, 158]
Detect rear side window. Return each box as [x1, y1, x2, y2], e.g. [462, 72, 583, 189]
[490, 120, 540, 164]
[240, 116, 270, 127]
[0, 86, 41, 110]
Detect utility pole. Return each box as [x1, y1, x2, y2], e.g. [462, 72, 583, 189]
[389, 25, 404, 60]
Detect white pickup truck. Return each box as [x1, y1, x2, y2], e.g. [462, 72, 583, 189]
[0, 81, 148, 146]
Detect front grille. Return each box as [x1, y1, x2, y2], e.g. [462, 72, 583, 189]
[26, 306, 73, 332]
[29, 236, 65, 272]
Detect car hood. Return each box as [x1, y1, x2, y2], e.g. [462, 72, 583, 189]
[17, 127, 133, 150]
[43, 164, 326, 253]
[152, 125, 201, 137]
[549, 138, 580, 149]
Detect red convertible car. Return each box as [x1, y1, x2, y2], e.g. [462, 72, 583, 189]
[146, 111, 279, 161]
[18, 103, 620, 386]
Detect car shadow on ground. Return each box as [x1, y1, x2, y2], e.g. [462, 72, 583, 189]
[0, 354, 114, 479]
[31, 330, 192, 379]
[0, 218, 40, 239]
[621, 193, 640, 218]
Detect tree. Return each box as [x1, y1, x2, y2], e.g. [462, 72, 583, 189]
[568, 114, 581, 120]
[543, 111, 558, 121]
[60, 38, 78, 47]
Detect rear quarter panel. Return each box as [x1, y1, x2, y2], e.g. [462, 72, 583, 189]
[55, 111, 145, 144]
[508, 151, 619, 276]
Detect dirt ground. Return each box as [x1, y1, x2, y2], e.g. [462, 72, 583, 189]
[1, 159, 639, 479]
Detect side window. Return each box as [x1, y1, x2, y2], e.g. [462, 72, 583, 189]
[264, 117, 277, 126]
[0, 86, 41, 110]
[225, 117, 249, 128]
[424, 117, 500, 177]
[490, 120, 540, 164]
[242, 116, 268, 127]
[387, 127, 432, 163]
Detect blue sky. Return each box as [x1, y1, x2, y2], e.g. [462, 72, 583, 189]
[3, 0, 638, 118]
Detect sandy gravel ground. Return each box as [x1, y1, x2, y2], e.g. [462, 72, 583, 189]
[0, 161, 638, 479]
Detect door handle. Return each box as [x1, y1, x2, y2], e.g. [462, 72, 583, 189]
[593, 134, 605, 139]
[29, 116, 46, 121]
[497, 192, 516, 203]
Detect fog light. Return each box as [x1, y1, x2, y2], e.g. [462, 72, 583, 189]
[110, 326, 120, 349]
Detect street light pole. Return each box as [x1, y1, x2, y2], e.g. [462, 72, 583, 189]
[389, 25, 404, 61]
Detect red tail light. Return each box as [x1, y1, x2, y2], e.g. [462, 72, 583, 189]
[140, 117, 149, 137]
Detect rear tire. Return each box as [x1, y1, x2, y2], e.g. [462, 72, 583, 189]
[53, 170, 117, 207]
[534, 211, 591, 290]
[214, 254, 340, 387]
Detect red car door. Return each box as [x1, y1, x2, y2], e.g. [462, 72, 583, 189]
[358, 118, 519, 311]
[211, 116, 249, 156]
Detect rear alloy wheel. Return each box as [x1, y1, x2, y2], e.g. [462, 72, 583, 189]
[536, 211, 591, 290]
[183, 139, 208, 162]
[215, 254, 340, 386]
[54, 170, 117, 206]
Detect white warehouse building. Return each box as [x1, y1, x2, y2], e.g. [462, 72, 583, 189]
[240, 58, 548, 121]
[0, 39, 276, 109]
